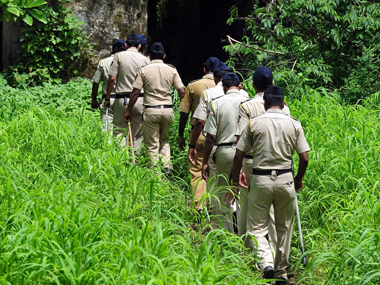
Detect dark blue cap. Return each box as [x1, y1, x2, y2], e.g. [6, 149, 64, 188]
[150, 42, 165, 52]
[254, 66, 273, 84]
[264, 85, 284, 95]
[203, 57, 220, 70]
[137, 35, 146, 45]
[223, 72, 240, 82]
[113, 39, 126, 50]
[127, 33, 139, 40]
[214, 62, 230, 72]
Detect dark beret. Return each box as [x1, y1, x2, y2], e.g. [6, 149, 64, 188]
[264, 85, 284, 95]
[254, 67, 273, 84]
[214, 62, 230, 72]
[203, 57, 220, 70]
[223, 72, 240, 82]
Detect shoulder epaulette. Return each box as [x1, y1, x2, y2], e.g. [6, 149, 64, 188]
[166, 63, 176, 69]
[99, 59, 103, 65]
[211, 95, 224, 101]
[202, 90, 207, 99]
[240, 98, 253, 104]
[210, 101, 215, 113]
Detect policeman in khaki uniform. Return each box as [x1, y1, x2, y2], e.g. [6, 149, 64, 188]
[104, 34, 150, 153]
[236, 67, 291, 250]
[91, 39, 126, 131]
[201, 73, 249, 233]
[178, 57, 219, 215]
[228, 85, 309, 285]
[124, 42, 186, 175]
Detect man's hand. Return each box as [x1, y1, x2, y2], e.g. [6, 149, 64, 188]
[188, 148, 198, 165]
[124, 110, 132, 123]
[91, 100, 99, 109]
[239, 171, 248, 189]
[295, 177, 303, 192]
[224, 186, 239, 205]
[178, 137, 186, 151]
[104, 100, 110, 109]
[202, 163, 209, 182]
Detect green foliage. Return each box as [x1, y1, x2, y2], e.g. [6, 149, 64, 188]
[0, 0, 47, 26]
[225, 0, 380, 102]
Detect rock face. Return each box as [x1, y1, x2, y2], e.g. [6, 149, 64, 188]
[67, 0, 147, 77]
[1, 0, 147, 77]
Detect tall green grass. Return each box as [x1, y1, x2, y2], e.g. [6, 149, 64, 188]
[1, 80, 379, 284]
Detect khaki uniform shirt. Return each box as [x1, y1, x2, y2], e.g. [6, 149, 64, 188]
[204, 89, 249, 145]
[108, 49, 150, 94]
[193, 82, 249, 121]
[237, 109, 310, 170]
[132, 59, 184, 106]
[92, 55, 116, 95]
[178, 74, 215, 125]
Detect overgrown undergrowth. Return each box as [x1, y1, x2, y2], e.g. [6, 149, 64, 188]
[0, 81, 379, 284]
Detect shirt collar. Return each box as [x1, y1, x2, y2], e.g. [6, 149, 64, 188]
[226, 89, 241, 96]
[253, 91, 264, 99]
[151, 59, 164, 63]
[203, 74, 214, 79]
[266, 108, 284, 114]
[127, 48, 138, 53]
[216, 81, 223, 87]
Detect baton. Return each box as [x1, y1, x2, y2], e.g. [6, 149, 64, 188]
[105, 107, 109, 132]
[295, 194, 307, 266]
[128, 123, 135, 164]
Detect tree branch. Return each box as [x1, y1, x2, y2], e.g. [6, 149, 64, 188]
[227, 35, 244, 62]
[225, 35, 286, 55]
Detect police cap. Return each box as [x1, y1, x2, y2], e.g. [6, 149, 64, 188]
[137, 35, 147, 45]
[112, 39, 126, 52]
[223, 72, 240, 82]
[203, 57, 220, 71]
[254, 67, 273, 84]
[264, 85, 284, 95]
[214, 62, 230, 72]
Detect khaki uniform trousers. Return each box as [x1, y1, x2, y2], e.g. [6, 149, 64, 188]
[189, 130, 207, 211]
[113, 97, 144, 154]
[99, 97, 115, 132]
[247, 171, 295, 280]
[142, 107, 174, 168]
[210, 144, 236, 234]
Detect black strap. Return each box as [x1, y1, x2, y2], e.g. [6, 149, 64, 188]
[245, 155, 253, 159]
[217, 143, 234, 147]
[116, 93, 144, 98]
[252, 168, 292, 176]
[145, 105, 173, 109]
[102, 94, 117, 99]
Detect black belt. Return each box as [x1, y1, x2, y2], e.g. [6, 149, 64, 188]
[102, 94, 117, 99]
[145, 105, 173, 109]
[245, 155, 253, 159]
[252, 168, 292, 176]
[217, 143, 235, 147]
[116, 93, 144, 98]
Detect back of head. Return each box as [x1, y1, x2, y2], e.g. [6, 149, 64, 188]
[222, 72, 240, 88]
[254, 67, 273, 91]
[203, 57, 220, 72]
[263, 85, 284, 107]
[126, 33, 141, 48]
[149, 42, 165, 60]
[214, 62, 231, 80]
[112, 39, 126, 54]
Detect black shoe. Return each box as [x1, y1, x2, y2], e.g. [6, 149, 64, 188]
[193, 209, 203, 223]
[163, 167, 172, 178]
[262, 266, 274, 279]
[275, 278, 289, 285]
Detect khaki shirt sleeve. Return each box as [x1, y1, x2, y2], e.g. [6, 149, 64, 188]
[204, 102, 217, 136]
[92, 61, 102, 83]
[178, 85, 192, 113]
[132, 68, 144, 90]
[172, 71, 184, 90]
[296, 125, 310, 154]
[193, 90, 208, 121]
[283, 104, 291, 116]
[235, 104, 250, 136]
[236, 121, 252, 153]
[108, 54, 119, 77]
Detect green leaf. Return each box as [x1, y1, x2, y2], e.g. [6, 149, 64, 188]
[25, 0, 46, 8]
[6, 6, 20, 17]
[4, 11, 11, 22]
[28, 9, 47, 24]
[22, 13, 33, 26]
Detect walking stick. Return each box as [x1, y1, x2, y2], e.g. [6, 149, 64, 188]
[105, 107, 109, 132]
[127, 123, 135, 164]
[295, 194, 307, 266]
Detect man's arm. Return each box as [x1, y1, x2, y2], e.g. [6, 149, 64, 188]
[188, 119, 205, 165]
[91, 82, 100, 109]
[178, 112, 189, 151]
[202, 133, 216, 181]
[294, 152, 309, 192]
[177, 87, 186, 101]
[123, 88, 141, 122]
[104, 75, 116, 108]
[225, 148, 246, 205]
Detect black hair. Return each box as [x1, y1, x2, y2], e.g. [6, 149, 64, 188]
[263, 92, 284, 107]
[205, 66, 212, 73]
[214, 69, 230, 80]
[254, 77, 272, 91]
[149, 44, 165, 60]
[222, 79, 240, 88]
[126, 38, 140, 48]
[112, 45, 126, 54]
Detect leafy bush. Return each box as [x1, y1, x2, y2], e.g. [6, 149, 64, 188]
[1, 0, 47, 26]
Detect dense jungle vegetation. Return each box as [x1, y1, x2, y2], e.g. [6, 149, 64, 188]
[1, 0, 379, 284]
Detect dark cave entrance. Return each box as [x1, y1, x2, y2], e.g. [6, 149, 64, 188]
[147, 0, 253, 85]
